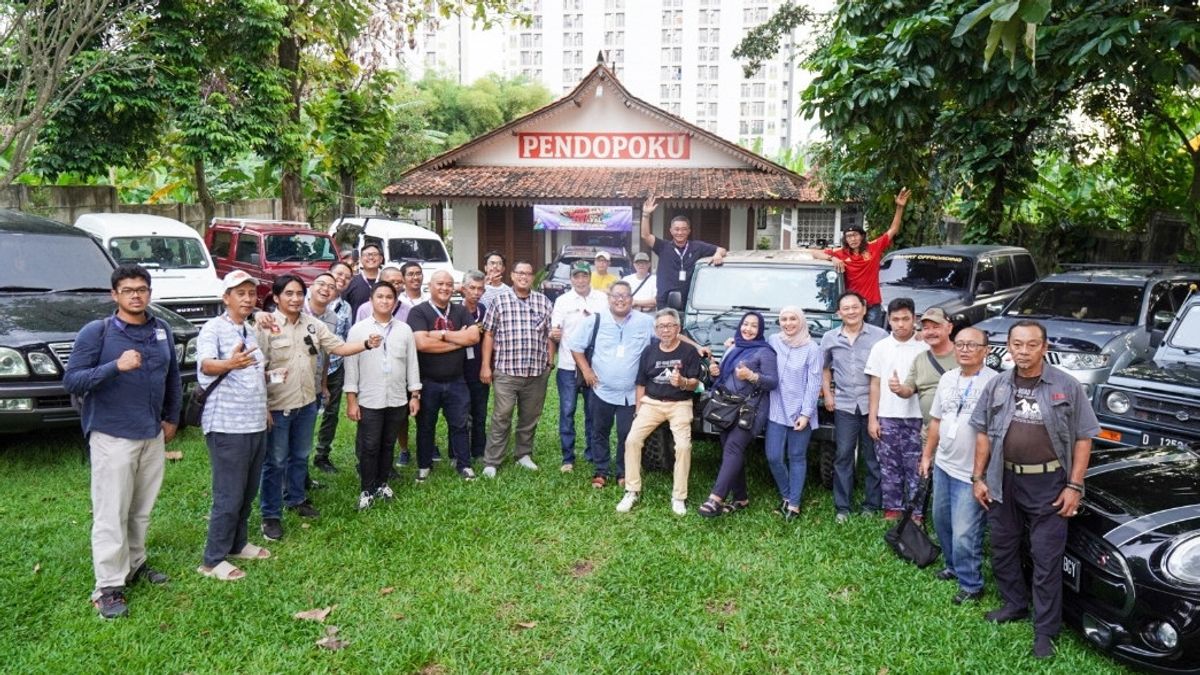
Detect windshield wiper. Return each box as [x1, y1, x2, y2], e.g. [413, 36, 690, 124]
[52, 286, 112, 293]
[0, 285, 52, 292]
[1007, 311, 1054, 319]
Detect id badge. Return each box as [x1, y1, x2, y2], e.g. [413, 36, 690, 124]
[942, 412, 959, 441]
[678, 270, 687, 282]
[616, 344, 626, 358]
[382, 360, 392, 374]
[155, 328, 167, 341]
[466, 346, 475, 360]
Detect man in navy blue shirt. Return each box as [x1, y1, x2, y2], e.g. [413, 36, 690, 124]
[65, 264, 182, 619]
[640, 194, 726, 309]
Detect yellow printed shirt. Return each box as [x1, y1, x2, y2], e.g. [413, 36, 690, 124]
[256, 311, 345, 411]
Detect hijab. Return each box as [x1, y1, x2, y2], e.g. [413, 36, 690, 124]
[778, 305, 812, 348]
[715, 311, 773, 390]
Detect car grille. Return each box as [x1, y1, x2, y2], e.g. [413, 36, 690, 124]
[37, 395, 72, 409]
[987, 345, 1061, 366]
[162, 301, 222, 326]
[1131, 393, 1200, 432]
[48, 342, 73, 368]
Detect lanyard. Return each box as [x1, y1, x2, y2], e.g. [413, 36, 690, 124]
[430, 302, 454, 331]
[374, 318, 395, 358]
[956, 373, 978, 416]
[674, 243, 689, 263]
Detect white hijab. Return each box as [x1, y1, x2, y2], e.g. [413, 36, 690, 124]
[778, 305, 811, 348]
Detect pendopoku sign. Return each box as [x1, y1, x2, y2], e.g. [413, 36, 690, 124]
[533, 205, 633, 232]
[517, 132, 690, 160]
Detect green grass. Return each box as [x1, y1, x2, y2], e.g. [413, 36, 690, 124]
[1, 388, 1128, 674]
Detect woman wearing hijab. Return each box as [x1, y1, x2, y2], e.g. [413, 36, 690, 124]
[765, 306, 823, 521]
[698, 312, 778, 517]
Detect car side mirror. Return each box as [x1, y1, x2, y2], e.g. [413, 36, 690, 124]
[1150, 328, 1166, 349]
[1152, 310, 1175, 331]
[975, 280, 996, 296]
[666, 289, 684, 311]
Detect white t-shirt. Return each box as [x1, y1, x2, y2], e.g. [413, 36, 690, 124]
[621, 272, 657, 310]
[864, 334, 928, 419]
[551, 289, 608, 370]
[930, 366, 997, 482]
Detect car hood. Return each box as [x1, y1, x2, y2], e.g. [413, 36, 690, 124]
[684, 310, 840, 359]
[0, 292, 195, 346]
[1111, 361, 1200, 389]
[975, 317, 1130, 352]
[1084, 445, 1200, 545]
[880, 286, 968, 314]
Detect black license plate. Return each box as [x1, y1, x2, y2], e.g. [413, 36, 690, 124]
[1107, 427, 1193, 449]
[1063, 553, 1081, 592]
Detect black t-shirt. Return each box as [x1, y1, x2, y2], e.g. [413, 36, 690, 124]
[1002, 374, 1056, 463]
[652, 237, 719, 307]
[407, 301, 474, 382]
[462, 302, 487, 383]
[638, 339, 702, 401]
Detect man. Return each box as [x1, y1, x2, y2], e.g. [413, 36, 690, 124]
[355, 264, 405, 322]
[894, 307, 958, 427]
[397, 261, 429, 313]
[970, 320, 1098, 659]
[549, 261, 608, 472]
[408, 270, 482, 481]
[918, 327, 995, 605]
[641, 194, 726, 309]
[64, 263, 183, 619]
[343, 242, 384, 316]
[460, 270, 490, 459]
[480, 260, 555, 477]
[820, 291, 889, 523]
[617, 308, 703, 515]
[806, 188, 910, 326]
[568, 280, 654, 488]
[590, 250, 618, 292]
[313, 261, 355, 474]
[481, 250, 512, 307]
[339, 247, 358, 273]
[622, 251, 657, 312]
[865, 297, 929, 520]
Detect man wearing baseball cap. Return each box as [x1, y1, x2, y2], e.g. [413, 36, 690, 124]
[621, 252, 657, 312]
[550, 261, 608, 472]
[894, 307, 959, 425]
[590, 250, 619, 293]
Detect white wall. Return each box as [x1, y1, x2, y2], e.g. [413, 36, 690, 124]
[729, 206, 750, 251]
[448, 200, 479, 271]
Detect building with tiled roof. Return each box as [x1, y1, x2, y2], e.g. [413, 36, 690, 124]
[383, 60, 858, 272]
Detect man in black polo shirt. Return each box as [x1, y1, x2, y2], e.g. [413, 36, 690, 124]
[640, 194, 726, 309]
[407, 270, 481, 480]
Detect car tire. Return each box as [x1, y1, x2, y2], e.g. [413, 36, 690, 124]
[642, 423, 675, 472]
[818, 440, 835, 490]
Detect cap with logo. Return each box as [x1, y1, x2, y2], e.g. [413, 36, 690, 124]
[570, 261, 593, 276]
[920, 307, 951, 325]
[222, 270, 256, 291]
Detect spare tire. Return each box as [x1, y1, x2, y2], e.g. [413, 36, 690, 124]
[642, 423, 675, 472]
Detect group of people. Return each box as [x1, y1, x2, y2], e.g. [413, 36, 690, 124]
[64, 190, 1097, 660]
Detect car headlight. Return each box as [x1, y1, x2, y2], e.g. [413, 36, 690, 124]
[1057, 352, 1110, 370]
[1164, 535, 1200, 585]
[182, 338, 198, 365]
[0, 347, 29, 377]
[1104, 391, 1131, 415]
[26, 351, 59, 376]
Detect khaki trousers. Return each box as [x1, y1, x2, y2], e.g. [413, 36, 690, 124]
[623, 398, 693, 500]
[89, 430, 165, 595]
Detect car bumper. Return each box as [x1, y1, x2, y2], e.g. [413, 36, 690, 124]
[1093, 420, 1198, 449]
[1064, 583, 1200, 673]
[0, 373, 198, 434]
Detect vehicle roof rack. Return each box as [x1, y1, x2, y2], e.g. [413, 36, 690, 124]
[1058, 263, 1200, 273]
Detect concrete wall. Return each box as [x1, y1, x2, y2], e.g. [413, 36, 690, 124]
[0, 185, 279, 232]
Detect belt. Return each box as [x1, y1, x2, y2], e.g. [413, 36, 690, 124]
[1004, 460, 1062, 475]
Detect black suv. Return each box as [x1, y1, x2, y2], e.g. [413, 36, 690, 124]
[539, 245, 631, 301]
[0, 209, 198, 433]
[879, 245, 1038, 327]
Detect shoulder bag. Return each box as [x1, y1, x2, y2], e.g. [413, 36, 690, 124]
[883, 475, 941, 568]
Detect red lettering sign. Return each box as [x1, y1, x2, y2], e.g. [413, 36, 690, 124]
[517, 132, 691, 160]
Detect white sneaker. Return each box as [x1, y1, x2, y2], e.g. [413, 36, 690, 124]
[416, 468, 431, 482]
[482, 466, 497, 479]
[357, 491, 373, 510]
[375, 484, 394, 500]
[560, 463, 573, 473]
[517, 456, 539, 471]
[460, 467, 477, 481]
[671, 499, 687, 516]
[616, 491, 640, 513]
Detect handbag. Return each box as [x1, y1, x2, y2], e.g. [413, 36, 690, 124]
[701, 386, 759, 431]
[180, 371, 231, 430]
[883, 475, 941, 568]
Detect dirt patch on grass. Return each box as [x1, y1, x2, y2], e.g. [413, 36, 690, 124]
[705, 599, 737, 615]
[570, 560, 595, 578]
[419, 663, 447, 675]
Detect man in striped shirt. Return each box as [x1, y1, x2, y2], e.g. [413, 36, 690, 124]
[479, 260, 554, 478]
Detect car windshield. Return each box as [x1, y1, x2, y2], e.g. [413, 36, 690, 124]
[879, 254, 971, 290]
[265, 234, 336, 263]
[689, 265, 840, 313]
[1167, 305, 1200, 349]
[108, 236, 209, 269]
[385, 238, 449, 264]
[0, 232, 114, 290]
[1006, 282, 1143, 324]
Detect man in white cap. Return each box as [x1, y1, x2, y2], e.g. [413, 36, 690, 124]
[621, 252, 657, 312]
[590, 250, 618, 293]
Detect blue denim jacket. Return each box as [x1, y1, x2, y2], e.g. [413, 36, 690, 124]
[968, 364, 1100, 502]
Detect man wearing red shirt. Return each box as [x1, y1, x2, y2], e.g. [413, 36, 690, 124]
[807, 188, 910, 326]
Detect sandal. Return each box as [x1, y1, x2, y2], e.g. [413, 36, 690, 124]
[697, 498, 724, 518]
[230, 543, 271, 560]
[591, 475, 606, 489]
[197, 560, 244, 581]
[722, 500, 749, 514]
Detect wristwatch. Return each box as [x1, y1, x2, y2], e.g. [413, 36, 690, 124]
[363, 339, 373, 350]
[970, 475, 984, 484]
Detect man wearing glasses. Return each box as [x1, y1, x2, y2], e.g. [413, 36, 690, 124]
[343, 243, 384, 316]
[968, 320, 1098, 660]
[65, 264, 183, 619]
[567, 280, 654, 489]
[918, 327, 995, 606]
[615, 308, 703, 515]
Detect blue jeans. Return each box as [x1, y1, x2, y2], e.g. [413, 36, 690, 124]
[556, 368, 594, 465]
[417, 379, 471, 471]
[588, 396, 633, 479]
[261, 400, 319, 519]
[765, 421, 813, 507]
[833, 409, 880, 514]
[933, 465, 986, 593]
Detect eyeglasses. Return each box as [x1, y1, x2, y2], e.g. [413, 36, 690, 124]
[312, 280, 334, 288]
[303, 335, 318, 356]
[655, 323, 680, 329]
[610, 294, 632, 301]
[954, 342, 985, 351]
[511, 270, 532, 277]
[116, 286, 151, 297]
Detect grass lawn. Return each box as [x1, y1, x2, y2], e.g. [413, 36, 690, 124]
[1, 386, 1128, 674]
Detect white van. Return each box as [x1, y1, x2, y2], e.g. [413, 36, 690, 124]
[73, 213, 224, 326]
[329, 216, 462, 291]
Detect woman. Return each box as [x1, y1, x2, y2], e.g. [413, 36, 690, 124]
[344, 281, 422, 510]
[698, 312, 778, 517]
[765, 306, 823, 522]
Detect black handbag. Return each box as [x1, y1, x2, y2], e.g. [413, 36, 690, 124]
[883, 476, 941, 568]
[180, 371, 231, 430]
[701, 386, 759, 431]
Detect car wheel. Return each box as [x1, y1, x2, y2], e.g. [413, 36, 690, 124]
[818, 440, 835, 489]
[642, 423, 675, 472]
